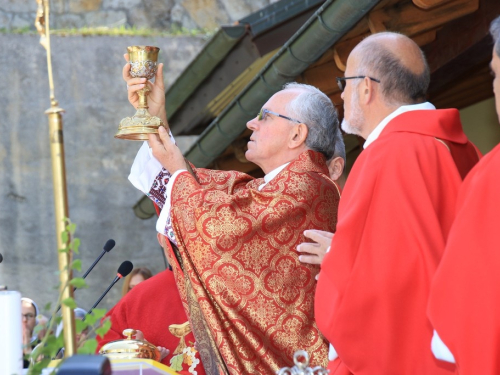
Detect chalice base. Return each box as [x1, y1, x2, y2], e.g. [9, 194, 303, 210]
[115, 108, 165, 141]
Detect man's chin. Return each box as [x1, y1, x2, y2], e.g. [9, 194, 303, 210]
[245, 150, 254, 163]
[341, 119, 359, 135]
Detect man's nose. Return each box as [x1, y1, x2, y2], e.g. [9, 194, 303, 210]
[341, 91, 345, 101]
[246, 117, 258, 130]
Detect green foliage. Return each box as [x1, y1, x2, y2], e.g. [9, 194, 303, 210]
[69, 277, 87, 289]
[77, 340, 98, 355]
[92, 309, 107, 320]
[27, 218, 111, 375]
[95, 319, 112, 339]
[62, 297, 77, 309]
[0, 25, 215, 39]
[70, 259, 82, 272]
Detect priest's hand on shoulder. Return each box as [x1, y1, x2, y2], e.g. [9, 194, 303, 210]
[148, 126, 188, 173]
[298, 230, 333, 279]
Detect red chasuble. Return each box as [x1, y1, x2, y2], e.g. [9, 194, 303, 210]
[315, 109, 479, 375]
[428, 143, 500, 375]
[96, 270, 205, 375]
[166, 150, 339, 374]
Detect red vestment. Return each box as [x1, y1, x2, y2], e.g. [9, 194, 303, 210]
[428, 142, 500, 375]
[96, 270, 205, 375]
[315, 110, 479, 375]
[166, 150, 339, 374]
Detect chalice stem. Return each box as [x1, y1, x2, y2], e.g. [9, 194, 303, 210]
[137, 87, 150, 109]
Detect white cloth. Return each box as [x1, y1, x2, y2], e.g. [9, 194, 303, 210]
[1, 291, 22, 375]
[363, 102, 435, 149]
[431, 330, 455, 363]
[128, 142, 165, 194]
[257, 163, 289, 191]
[328, 343, 338, 361]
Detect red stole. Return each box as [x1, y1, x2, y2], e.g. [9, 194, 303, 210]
[428, 143, 500, 375]
[316, 109, 479, 374]
[96, 270, 205, 375]
[167, 150, 340, 374]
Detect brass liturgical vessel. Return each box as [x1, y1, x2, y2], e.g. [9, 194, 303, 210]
[115, 46, 164, 140]
[35, 0, 76, 357]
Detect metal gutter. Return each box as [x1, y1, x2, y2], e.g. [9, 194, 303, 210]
[165, 25, 247, 119]
[239, 0, 325, 36]
[184, 0, 381, 167]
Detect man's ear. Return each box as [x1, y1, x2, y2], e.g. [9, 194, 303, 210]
[289, 123, 308, 149]
[361, 76, 376, 105]
[328, 156, 345, 182]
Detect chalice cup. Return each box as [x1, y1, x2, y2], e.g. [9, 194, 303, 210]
[115, 46, 164, 140]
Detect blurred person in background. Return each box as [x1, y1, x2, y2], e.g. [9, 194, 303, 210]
[21, 297, 40, 368]
[121, 267, 153, 297]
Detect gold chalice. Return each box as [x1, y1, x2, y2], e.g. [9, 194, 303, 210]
[115, 46, 164, 140]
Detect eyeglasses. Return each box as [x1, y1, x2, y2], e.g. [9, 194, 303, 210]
[336, 76, 380, 91]
[22, 313, 35, 320]
[257, 108, 302, 124]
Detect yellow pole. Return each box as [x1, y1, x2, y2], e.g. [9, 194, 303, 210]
[35, 0, 76, 356]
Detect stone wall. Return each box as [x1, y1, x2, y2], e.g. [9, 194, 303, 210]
[0, 0, 275, 31]
[0, 33, 205, 313]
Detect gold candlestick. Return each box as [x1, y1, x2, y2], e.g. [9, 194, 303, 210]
[115, 46, 164, 140]
[35, 0, 76, 357]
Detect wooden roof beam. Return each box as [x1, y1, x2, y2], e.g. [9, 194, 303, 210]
[368, 0, 479, 36]
[412, 0, 453, 10]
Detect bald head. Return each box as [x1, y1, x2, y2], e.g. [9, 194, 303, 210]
[350, 32, 430, 105]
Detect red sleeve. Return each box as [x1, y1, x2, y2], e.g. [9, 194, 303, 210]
[428, 144, 500, 375]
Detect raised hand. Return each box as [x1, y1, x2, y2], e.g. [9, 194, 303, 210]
[148, 126, 187, 173]
[122, 54, 167, 123]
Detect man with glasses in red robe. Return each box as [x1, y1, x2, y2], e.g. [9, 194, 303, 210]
[427, 16, 500, 375]
[124, 55, 341, 373]
[300, 32, 480, 374]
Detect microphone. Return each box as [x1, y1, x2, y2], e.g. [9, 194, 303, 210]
[82, 239, 115, 279]
[86, 261, 133, 316]
[54, 239, 116, 315]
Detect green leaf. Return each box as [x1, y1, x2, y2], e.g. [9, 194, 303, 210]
[95, 319, 112, 338]
[70, 259, 82, 272]
[84, 314, 98, 326]
[44, 302, 52, 312]
[77, 339, 97, 355]
[70, 277, 87, 289]
[72, 238, 81, 254]
[75, 319, 88, 334]
[92, 308, 107, 320]
[58, 247, 69, 253]
[61, 230, 69, 243]
[33, 325, 44, 335]
[170, 353, 184, 371]
[61, 297, 77, 309]
[31, 358, 52, 375]
[66, 223, 77, 234]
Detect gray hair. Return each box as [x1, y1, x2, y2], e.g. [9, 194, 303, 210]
[331, 127, 346, 162]
[491, 16, 500, 57]
[282, 82, 339, 160]
[356, 34, 430, 106]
